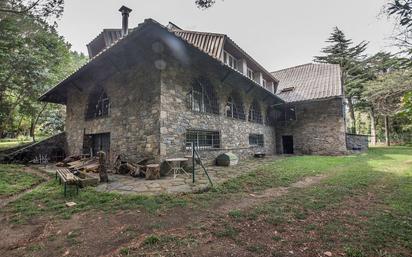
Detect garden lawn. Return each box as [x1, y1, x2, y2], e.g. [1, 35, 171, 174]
[0, 165, 44, 197]
[0, 147, 411, 257]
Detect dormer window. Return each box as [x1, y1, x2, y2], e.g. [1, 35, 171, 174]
[247, 68, 254, 80]
[223, 50, 238, 70]
[280, 87, 295, 93]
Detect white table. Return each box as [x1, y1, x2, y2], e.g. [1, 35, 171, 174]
[165, 158, 189, 179]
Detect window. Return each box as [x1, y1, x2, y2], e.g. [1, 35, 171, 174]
[249, 134, 264, 147]
[247, 68, 254, 80]
[85, 88, 110, 120]
[187, 78, 219, 115]
[226, 92, 245, 120]
[186, 130, 220, 150]
[262, 79, 267, 88]
[280, 87, 295, 93]
[83, 133, 110, 156]
[223, 50, 238, 70]
[266, 106, 275, 126]
[248, 100, 263, 124]
[276, 105, 297, 121]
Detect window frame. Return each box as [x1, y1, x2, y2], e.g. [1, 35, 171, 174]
[249, 134, 264, 147]
[248, 100, 263, 124]
[185, 129, 221, 151]
[223, 50, 238, 70]
[85, 88, 110, 120]
[226, 94, 246, 120]
[247, 67, 254, 80]
[187, 78, 219, 115]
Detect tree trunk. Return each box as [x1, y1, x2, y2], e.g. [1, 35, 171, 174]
[30, 103, 48, 142]
[29, 119, 35, 142]
[384, 115, 390, 147]
[369, 109, 377, 145]
[98, 151, 109, 183]
[347, 98, 357, 134]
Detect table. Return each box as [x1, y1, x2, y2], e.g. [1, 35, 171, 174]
[165, 158, 189, 179]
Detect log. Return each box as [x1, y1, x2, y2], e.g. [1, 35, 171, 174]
[98, 151, 109, 183]
[145, 164, 160, 180]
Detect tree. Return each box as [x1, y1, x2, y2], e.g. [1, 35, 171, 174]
[363, 68, 412, 145]
[0, 0, 64, 19]
[386, 0, 412, 51]
[314, 27, 369, 133]
[195, 0, 216, 9]
[361, 52, 409, 144]
[0, 1, 87, 140]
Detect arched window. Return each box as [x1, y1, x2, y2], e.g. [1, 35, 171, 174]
[226, 92, 245, 120]
[85, 88, 110, 120]
[248, 99, 262, 124]
[187, 77, 219, 114]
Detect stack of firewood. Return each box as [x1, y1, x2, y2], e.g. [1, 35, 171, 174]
[56, 155, 99, 173]
[113, 154, 159, 180]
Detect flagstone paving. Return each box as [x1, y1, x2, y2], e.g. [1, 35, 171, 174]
[38, 156, 280, 195]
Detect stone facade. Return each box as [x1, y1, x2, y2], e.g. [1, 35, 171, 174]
[346, 134, 368, 152]
[64, 54, 276, 166]
[159, 60, 276, 164]
[276, 98, 347, 155]
[65, 64, 161, 164]
[3, 132, 67, 163]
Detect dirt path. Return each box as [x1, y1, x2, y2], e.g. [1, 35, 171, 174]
[0, 174, 328, 257]
[216, 174, 327, 214]
[0, 166, 50, 209]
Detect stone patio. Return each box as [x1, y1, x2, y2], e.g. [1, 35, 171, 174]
[38, 156, 280, 195]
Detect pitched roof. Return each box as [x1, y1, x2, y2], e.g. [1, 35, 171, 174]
[40, 19, 283, 104]
[271, 63, 343, 103]
[172, 30, 226, 60]
[171, 28, 278, 83]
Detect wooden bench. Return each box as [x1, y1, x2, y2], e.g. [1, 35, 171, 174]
[55, 168, 80, 196]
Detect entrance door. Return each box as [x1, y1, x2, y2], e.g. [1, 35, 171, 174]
[83, 133, 110, 156]
[282, 135, 294, 154]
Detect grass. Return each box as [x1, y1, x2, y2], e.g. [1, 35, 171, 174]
[0, 164, 44, 196]
[220, 147, 412, 256]
[0, 138, 32, 152]
[1, 147, 412, 257]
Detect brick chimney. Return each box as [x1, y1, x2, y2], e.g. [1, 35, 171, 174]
[119, 5, 132, 37]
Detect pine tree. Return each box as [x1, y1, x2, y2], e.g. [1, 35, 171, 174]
[314, 27, 369, 133]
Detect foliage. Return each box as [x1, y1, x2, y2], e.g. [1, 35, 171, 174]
[195, 0, 216, 9]
[363, 68, 412, 116]
[386, 0, 412, 51]
[0, 0, 64, 19]
[0, 5, 87, 139]
[314, 27, 369, 132]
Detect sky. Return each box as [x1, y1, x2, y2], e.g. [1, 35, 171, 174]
[56, 0, 398, 71]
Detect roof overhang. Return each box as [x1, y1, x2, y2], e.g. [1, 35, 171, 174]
[39, 19, 284, 106]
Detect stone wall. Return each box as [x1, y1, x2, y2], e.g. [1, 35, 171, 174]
[346, 134, 368, 152]
[159, 60, 276, 164]
[65, 64, 161, 164]
[3, 132, 67, 163]
[275, 98, 347, 155]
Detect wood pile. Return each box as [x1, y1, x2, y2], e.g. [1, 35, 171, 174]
[56, 154, 99, 173]
[113, 154, 160, 179]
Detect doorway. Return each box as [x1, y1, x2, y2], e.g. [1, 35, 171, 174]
[282, 135, 294, 154]
[83, 133, 110, 156]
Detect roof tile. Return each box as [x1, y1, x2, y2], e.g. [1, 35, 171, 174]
[271, 63, 342, 103]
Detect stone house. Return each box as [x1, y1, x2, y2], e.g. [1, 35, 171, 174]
[40, 7, 352, 166]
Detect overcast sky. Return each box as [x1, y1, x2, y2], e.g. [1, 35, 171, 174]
[56, 0, 398, 71]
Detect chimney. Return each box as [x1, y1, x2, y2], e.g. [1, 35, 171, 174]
[119, 5, 132, 37]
